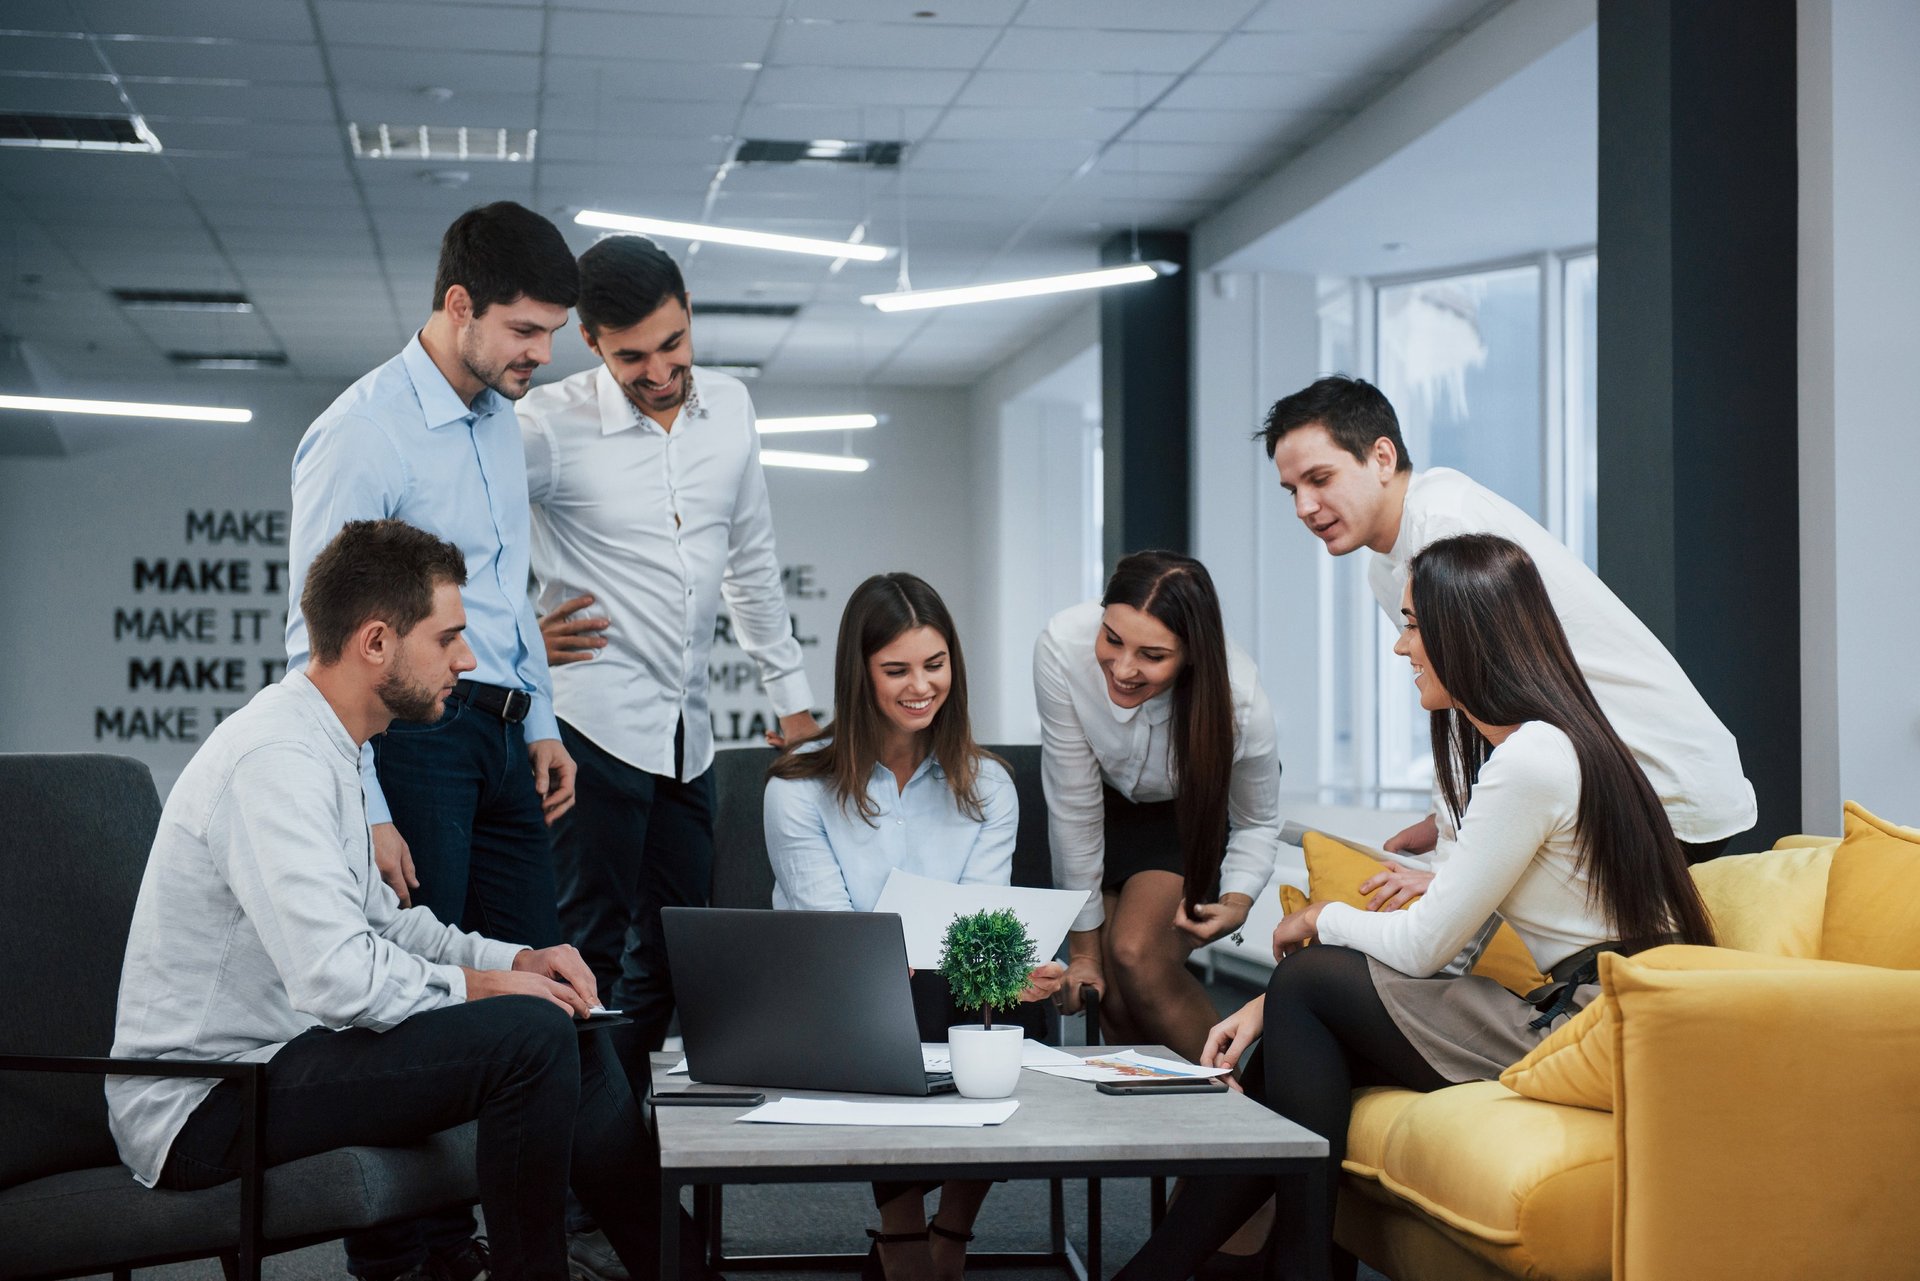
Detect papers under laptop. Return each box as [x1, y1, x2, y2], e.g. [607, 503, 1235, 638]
[663, 907, 961, 1097]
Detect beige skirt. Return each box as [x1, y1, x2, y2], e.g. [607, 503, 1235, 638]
[1366, 955, 1598, 1084]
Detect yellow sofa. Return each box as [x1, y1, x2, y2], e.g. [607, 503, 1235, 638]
[1322, 804, 1920, 1281]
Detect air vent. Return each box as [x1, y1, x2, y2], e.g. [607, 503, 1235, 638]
[115, 290, 254, 314]
[349, 123, 536, 163]
[734, 139, 904, 167]
[0, 112, 161, 153]
[694, 302, 801, 319]
[168, 352, 288, 371]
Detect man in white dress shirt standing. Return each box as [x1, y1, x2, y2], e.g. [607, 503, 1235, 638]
[1262, 375, 1755, 875]
[519, 235, 818, 1076]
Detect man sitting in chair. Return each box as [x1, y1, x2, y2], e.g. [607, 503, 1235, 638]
[106, 518, 698, 1281]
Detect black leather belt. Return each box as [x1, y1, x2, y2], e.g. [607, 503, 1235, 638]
[452, 679, 532, 724]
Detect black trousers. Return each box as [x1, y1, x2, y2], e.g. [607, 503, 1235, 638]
[161, 999, 668, 1281]
[351, 690, 568, 1274]
[1113, 946, 1451, 1281]
[552, 719, 716, 1072]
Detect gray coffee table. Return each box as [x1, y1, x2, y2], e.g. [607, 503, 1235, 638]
[649, 1048, 1326, 1280]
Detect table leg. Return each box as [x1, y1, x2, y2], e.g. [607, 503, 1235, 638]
[1266, 1164, 1328, 1281]
[659, 1178, 682, 1281]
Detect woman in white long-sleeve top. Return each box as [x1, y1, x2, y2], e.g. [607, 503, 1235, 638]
[1111, 534, 1717, 1281]
[1035, 550, 1283, 1063]
[765, 572, 1064, 1281]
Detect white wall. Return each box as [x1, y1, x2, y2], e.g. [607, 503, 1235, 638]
[0, 371, 982, 795]
[1798, 0, 1920, 828]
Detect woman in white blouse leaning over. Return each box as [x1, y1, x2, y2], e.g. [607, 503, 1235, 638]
[1111, 534, 1717, 1281]
[765, 572, 1065, 1281]
[1035, 550, 1283, 1063]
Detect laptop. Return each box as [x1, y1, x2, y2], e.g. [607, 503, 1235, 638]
[662, 906, 956, 1096]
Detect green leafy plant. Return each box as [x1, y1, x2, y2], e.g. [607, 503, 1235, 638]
[940, 908, 1039, 1029]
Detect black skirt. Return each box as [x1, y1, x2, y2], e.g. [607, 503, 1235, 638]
[1100, 785, 1222, 898]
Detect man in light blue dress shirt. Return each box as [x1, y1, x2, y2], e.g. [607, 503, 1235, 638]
[285, 203, 582, 1281]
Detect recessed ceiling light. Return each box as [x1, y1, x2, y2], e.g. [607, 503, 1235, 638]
[0, 393, 251, 423]
[167, 352, 288, 371]
[760, 449, 870, 473]
[757, 413, 880, 434]
[575, 209, 893, 262]
[863, 261, 1179, 312]
[0, 111, 162, 153]
[348, 123, 536, 163]
[114, 289, 253, 314]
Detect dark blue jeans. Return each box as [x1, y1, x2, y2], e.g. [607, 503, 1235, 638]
[347, 695, 565, 1276]
[160, 1000, 662, 1281]
[552, 719, 714, 1072]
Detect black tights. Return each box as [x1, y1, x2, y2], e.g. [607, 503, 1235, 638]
[1113, 946, 1451, 1281]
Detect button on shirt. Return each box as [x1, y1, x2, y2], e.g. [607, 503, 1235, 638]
[764, 746, 1017, 913]
[107, 670, 525, 1187]
[519, 365, 812, 782]
[1369, 468, 1756, 843]
[286, 335, 556, 824]
[1034, 601, 1283, 932]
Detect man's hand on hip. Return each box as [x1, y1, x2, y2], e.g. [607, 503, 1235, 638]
[528, 737, 576, 824]
[371, 822, 417, 908]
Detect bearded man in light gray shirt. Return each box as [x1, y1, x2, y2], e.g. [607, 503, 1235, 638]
[107, 518, 689, 1281]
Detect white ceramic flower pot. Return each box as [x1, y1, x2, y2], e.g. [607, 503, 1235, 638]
[946, 1023, 1023, 1099]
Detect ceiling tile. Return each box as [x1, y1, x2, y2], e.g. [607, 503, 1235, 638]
[102, 38, 327, 84]
[0, 35, 104, 76]
[752, 65, 967, 107]
[932, 106, 1128, 143]
[334, 87, 538, 127]
[133, 81, 337, 123]
[769, 20, 1001, 70]
[152, 120, 347, 158]
[905, 138, 1094, 174]
[329, 47, 542, 95]
[1156, 72, 1376, 113]
[543, 57, 760, 104]
[736, 103, 940, 140]
[1014, 0, 1261, 31]
[0, 73, 127, 113]
[984, 27, 1223, 74]
[551, 0, 788, 14]
[74, 0, 317, 42]
[1201, 28, 1433, 78]
[545, 10, 771, 62]
[1242, 0, 1485, 33]
[315, 2, 547, 54]
[786, 0, 1021, 22]
[953, 69, 1175, 109]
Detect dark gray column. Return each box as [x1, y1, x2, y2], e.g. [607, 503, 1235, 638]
[1596, 0, 1799, 847]
[1099, 230, 1190, 565]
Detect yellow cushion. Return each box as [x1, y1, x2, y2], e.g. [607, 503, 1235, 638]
[1343, 1085, 1423, 1182]
[1821, 801, 1920, 969]
[1297, 832, 1548, 996]
[1499, 945, 1878, 1111]
[1688, 841, 1835, 957]
[1771, 832, 1838, 849]
[1363, 1079, 1613, 1276]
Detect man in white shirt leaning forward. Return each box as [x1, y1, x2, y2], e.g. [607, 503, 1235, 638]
[1262, 375, 1755, 888]
[107, 519, 690, 1281]
[519, 235, 819, 1070]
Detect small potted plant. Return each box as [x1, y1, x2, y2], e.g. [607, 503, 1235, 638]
[940, 908, 1039, 1099]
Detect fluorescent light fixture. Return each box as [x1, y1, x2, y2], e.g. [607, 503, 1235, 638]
[757, 413, 880, 434]
[576, 209, 892, 262]
[0, 394, 251, 424]
[760, 449, 870, 473]
[863, 260, 1179, 313]
[168, 352, 287, 371]
[0, 111, 162, 153]
[114, 289, 253, 314]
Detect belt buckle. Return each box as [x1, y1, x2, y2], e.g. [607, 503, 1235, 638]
[502, 689, 531, 723]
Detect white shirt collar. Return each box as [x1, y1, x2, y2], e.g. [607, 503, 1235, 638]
[593, 363, 707, 436]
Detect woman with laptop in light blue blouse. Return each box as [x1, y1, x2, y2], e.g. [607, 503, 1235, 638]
[765, 572, 1065, 1281]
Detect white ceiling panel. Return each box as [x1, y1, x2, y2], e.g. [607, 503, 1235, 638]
[0, 74, 127, 114]
[103, 39, 328, 85]
[1014, 0, 1263, 31]
[0, 36, 105, 76]
[314, 2, 548, 54]
[904, 138, 1095, 174]
[328, 48, 543, 95]
[553, 0, 787, 12]
[735, 103, 941, 140]
[753, 65, 968, 107]
[1126, 109, 1312, 145]
[768, 21, 1002, 70]
[1243, 0, 1489, 33]
[72, 0, 317, 42]
[932, 107, 1130, 144]
[545, 11, 770, 62]
[984, 27, 1223, 74]
[1156, 72, 1372, 113]
[953, 69, 1176, 110]
[332, 87, 539, 127]
[786, 0, 1021, 22]
[152, 120, 347, 158]
[133, 82, 337, 123]
[1201, 28, 1438, 79]
[544, 57, 761, 104]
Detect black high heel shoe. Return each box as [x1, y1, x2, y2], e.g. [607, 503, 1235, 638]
[862, 1226, 931, 1281]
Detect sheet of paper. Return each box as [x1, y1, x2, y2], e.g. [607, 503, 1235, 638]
[738, 1098, 1020, 1127]
[873, 868, 1091, 969]
[920, 1040, 1083, 1074]
[668, 1057, 689, 1075]
[1023, 1049, 1232, 1084]
[589, 1006, 621, 1016]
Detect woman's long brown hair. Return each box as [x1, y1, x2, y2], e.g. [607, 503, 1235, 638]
[768, 572, 998, 823]
[1101, 551, 1236, 916]
[1409, 534, 1714, 946]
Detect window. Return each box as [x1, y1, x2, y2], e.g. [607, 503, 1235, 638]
[1316, 249, 1596, 804]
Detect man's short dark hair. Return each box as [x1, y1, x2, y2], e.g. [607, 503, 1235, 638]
[302, 520, 468, 664]
[1260, 375, 1413, 472]
[576, 235, 688, 337]
[431, 201, 579, 316]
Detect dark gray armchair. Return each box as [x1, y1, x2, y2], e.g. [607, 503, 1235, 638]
[0, 753, 478, 1281]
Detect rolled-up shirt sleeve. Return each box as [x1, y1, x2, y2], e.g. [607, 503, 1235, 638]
[1218, 678, 1283, 903]
[1316, 732, 1573, 976]
[214, 743, 478, 1027]
[1035, 628, 1108, 931]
